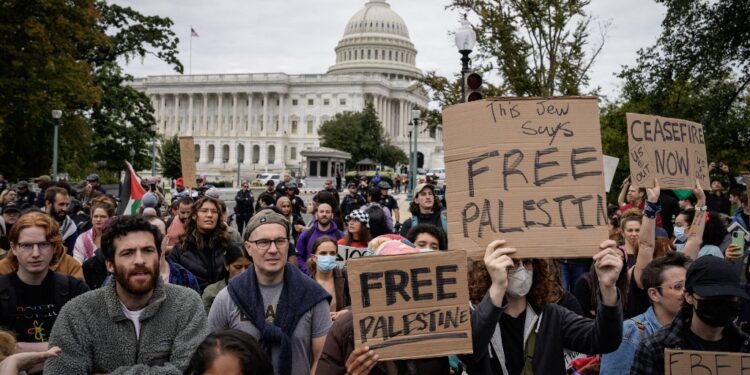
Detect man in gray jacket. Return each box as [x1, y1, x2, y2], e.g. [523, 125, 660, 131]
[45, 215, 208, 374]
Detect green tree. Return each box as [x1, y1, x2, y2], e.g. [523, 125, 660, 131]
[159, 135, 182, 179]
[606, 0, 750, 180]
[450, 0, 607, 96]
[319, 103, 406, 169]
[0, 1, 181, 180]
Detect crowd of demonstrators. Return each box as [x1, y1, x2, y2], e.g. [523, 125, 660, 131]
[2, 160, 750, 375]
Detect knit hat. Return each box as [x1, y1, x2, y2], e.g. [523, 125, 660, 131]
[243, 209, 289, 240]
[141, 192, 159, 208]
[205, 188, 220, 199]
[345, 209, 370, 228]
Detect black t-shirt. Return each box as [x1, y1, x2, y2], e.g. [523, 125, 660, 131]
[742, 212, 750, 229]
[5, 272, 57, 342]
[497, 310, 526, 375]
[626, 275, 651, 319]
[685, 328, 734, 352]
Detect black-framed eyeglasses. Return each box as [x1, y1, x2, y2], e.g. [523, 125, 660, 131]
[247, 238, 289, 250]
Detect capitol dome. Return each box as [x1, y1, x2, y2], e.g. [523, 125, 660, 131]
[327, 0, 421, 80]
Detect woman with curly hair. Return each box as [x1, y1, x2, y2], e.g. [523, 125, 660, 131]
[461, 238, 624, 375]
[169, 196, 242, 290]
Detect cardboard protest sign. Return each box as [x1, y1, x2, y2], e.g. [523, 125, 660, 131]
[179, 137, 197, 189]
[336, 245, 367, 266]
[603, 155, 619, 193]
[347, 250, 472, 360]
[665, 348, 750, 374]
[626, 113, 710, 189]
[442, 97, 608, 259]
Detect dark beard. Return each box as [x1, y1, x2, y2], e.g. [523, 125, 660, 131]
[113, 261, 158, 295]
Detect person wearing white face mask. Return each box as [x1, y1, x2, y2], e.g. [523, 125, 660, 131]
[460, 239, 625, 375]
[308, 236, 350, 322]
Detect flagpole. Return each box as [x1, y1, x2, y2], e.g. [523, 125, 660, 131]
[189, 26, 192, 75]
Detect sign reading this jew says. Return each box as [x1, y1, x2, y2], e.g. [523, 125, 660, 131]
[347, 250, 472, 361]
[626, 113, 710, 189]
[442, 97, 609, 259]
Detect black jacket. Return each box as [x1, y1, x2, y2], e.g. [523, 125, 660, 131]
[169, 235, 238, 290]
[234, 189, 254, 216]
[461, 292, 623, 375]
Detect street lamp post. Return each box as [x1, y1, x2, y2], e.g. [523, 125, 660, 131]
[455, 15, 477, 103]
[407, 106, 421, 201]
[51, 110, 62, 181]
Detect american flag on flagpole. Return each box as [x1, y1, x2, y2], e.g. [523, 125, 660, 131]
[191, 27, 199, 37]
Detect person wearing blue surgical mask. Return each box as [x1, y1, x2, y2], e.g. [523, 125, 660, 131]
[308, 236, 351, 322]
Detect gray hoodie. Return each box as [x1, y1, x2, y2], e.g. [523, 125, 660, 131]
[44, 277, 208, 374]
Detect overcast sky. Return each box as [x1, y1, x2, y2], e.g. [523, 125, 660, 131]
[116, 0, 666, 102]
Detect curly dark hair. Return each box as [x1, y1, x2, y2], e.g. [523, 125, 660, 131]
[180, 197, 231, 251]
[467, 258, 561, 311]
[101, 215, 163, 261]
[184, 330, 272, 375]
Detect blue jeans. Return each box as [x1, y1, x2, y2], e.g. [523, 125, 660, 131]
[560, 260, 591, 292]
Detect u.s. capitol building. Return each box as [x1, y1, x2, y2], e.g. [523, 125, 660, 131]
[131, 0, 444, 181]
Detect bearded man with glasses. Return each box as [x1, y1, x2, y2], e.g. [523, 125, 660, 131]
[0, 211, 88, 362]
[208, 209, 332, 375]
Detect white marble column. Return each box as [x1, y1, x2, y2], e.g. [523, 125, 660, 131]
[187, 94, 194, 136]
[217, 94, 224, 137]
[246, 92, 253, 135]
[232, 93, 238, 136]
[202, 94, 208, 136]
[174, 95, 181, 136]
[278, 94, 285, 135]
[262, 93, 269, 136]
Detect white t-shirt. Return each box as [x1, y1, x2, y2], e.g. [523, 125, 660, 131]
[120, 302, 145, 339]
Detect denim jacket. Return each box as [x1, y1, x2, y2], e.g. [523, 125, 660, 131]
[600, 306, 662, 375]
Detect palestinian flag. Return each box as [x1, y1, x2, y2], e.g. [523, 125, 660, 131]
[117, 161, 146, 216]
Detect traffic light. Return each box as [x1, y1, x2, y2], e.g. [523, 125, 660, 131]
[464, 71, 483, 102]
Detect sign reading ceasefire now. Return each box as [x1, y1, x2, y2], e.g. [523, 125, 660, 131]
[442, 97, 609, 259]
[347, 251, 472, 361]
[626, 113, 710, 189]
